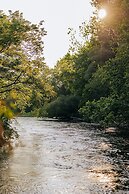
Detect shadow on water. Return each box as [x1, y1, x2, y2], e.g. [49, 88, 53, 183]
[97, 127, 129, 192]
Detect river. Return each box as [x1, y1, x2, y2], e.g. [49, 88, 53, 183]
[0, 117, 129, 194]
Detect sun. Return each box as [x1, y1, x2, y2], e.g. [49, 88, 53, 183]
[98, 9, 107, 19]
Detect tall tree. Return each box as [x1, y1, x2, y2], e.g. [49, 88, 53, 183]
[80, 0, 129, 127]
[0, 11, 54, 140]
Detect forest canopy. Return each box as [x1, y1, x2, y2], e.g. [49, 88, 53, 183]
[39, 0, 129, 128]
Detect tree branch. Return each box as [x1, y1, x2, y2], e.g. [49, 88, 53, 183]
[1, 71, 23, 89]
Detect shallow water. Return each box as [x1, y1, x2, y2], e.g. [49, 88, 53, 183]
[0, 117, 129, 194]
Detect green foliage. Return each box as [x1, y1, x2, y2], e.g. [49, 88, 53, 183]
[0, 100, 18, 139]
[49, 0, 129, 128]
[71, 44, 94, 96]
[82, 65, 110, 101]
[0, 11, 54, 109]
[51, 53, 75, 95]
[79, 96, 116, 126]
[0, 100, 14, 120]
[38, 105, 48, 118]
[0, 11, 55, 140]
[45, 95, 80, 119]
[78, 0, 129, 127]
[21, 108, 40, 117]
[80, 94, 129, 127]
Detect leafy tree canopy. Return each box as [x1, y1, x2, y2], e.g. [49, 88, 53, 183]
[0, 11, 55, 138]
[48, 0, 129, 128]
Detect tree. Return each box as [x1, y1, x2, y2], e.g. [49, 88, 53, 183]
[0, 11, 46, 100]
[51, 53, 75, 95]
[0, 11, 55, 140]
[79, 0, 129, 127]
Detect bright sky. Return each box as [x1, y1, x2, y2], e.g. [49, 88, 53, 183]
[1, 0, 93, 67]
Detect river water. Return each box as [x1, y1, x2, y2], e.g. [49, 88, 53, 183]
[0, 117, 129, 194]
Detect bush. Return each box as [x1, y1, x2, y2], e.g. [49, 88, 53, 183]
[79, 95, 129, 127]
[43, 95, 80, 119]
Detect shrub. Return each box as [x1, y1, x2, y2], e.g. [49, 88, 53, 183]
[79, 95, 129, 127]
[45, 95, 80, 119]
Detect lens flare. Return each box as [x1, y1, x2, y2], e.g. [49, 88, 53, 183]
[98, 9, 107, 19]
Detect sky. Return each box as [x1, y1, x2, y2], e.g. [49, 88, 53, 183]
[1, 0, 93, 67]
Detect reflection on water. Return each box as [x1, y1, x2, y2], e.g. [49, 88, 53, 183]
[0, 117, 129, 194]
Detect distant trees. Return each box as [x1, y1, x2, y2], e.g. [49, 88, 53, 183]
[51, 53, 75, 96]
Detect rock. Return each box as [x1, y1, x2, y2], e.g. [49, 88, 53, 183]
[0, 121, 6, 147]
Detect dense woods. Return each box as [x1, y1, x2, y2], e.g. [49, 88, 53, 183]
[40, 0, 129, 128]
[1, 0, 129, 143]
